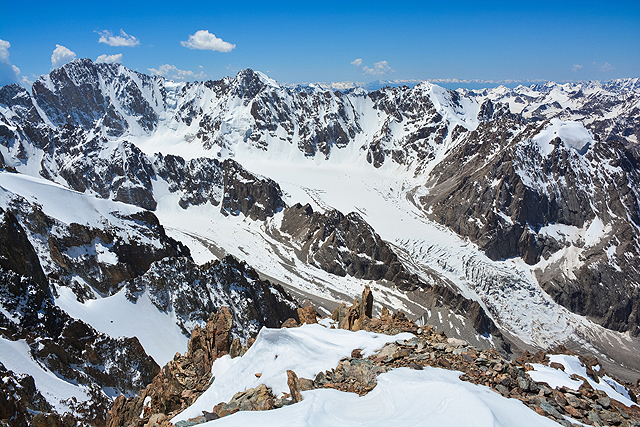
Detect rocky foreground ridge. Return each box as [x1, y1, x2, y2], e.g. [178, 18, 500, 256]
[106, 287, 640, 427]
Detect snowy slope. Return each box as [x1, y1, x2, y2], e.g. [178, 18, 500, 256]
[0, 336, 92, 414]
[55, 286, 188, 366]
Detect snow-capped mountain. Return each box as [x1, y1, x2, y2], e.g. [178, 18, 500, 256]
[1, 58, 640, 422]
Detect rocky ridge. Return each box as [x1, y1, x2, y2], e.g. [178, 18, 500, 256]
[106, 287, 640, 427]
[126, 254, 299, 338]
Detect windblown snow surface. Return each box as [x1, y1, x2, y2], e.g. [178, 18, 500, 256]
[173, 323, 559, 427]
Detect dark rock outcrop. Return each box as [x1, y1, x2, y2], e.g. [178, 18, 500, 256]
[126, 254, 299, 339]
[280, 203, 415, 289]
[4, 191, 189, 298]
[221, 159, 285, 221]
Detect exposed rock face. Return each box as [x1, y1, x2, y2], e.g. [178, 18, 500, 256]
[0, 362, 62, 427]
[0, 208, 160, 426]
[107, 308, 242, 427]
[31, 58, 160, 135]
[420, 117, 640, 336]
[221, 159, 285, 220]
[153, 154, 224, 209]
[280, 203, 415, 289]
[126, 254, 299, 339]
[2, 189, 189, 299]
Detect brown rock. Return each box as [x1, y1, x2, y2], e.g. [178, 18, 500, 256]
[281, 318, 299, 328]
[564, 405, 582, 418]
[361, 285, 373, 318]
[549, 362, 565, 371]
[437, 358, 451, 369]
[215, 307, 233, 356]
[564, 392, 582, 408]
[553, 390, 567, 407]
[299, 378, 315, 391]
[212, 384, 276, 418]
[145, 413, 168, 427]
[297, 300, 319, 324]
[339, 300, 361, 330]
[229, 338, 243, 358]
[287, 370, 303, 403]
[331, 303, 348, 323]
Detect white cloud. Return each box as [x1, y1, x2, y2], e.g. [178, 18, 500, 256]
[148, 64, 206, 81]
[51, 44, 76, 69]
[96, 53, 123, 64]
[98, 29, 139, 47]
[362, 60, 394, 76]
[0, 39, 10, 62]
[181, 30, 235, 52]
[351, 58, 362, 67]
[594, 61, 614, 72]
[0, 39, 21, 85]
[572, 64, 583, 72]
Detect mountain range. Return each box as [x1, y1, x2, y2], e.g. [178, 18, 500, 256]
[1, 58, 639, 424]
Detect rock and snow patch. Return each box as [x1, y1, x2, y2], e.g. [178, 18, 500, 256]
[532, 119, 593, 156]
[55, 286, 188, 367]
[0, 336, 92, 414]
[173, 324, 414, 422]
[528, 354, 637, 408]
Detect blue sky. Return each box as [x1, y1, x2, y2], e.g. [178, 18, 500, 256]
[1, 0, 639, 88]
